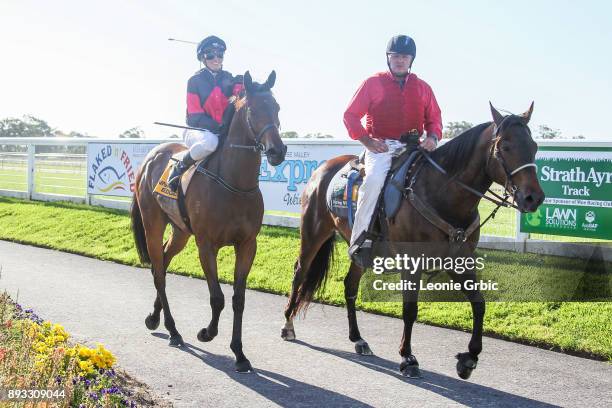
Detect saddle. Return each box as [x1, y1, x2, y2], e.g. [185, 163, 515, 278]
[326, 145, 421, 236]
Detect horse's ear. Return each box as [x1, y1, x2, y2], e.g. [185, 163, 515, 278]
[264, 70, 276, 89]
[489, 101, 504, 126]
[243, 71, 253, 93]
[521, 101, 534, 124]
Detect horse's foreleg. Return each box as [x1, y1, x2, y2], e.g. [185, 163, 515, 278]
[345, 263, 372, 355]
[145, 227, 190, 331]
[231, 238, 256, 373]
[196, 242, 223, 343]
[454, 271, 485, 380]
[399, 282, 421, 378]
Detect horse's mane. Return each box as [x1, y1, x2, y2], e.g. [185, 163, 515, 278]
[430, 122, 492, 176]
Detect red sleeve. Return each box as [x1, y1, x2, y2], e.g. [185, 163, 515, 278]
[187, 92, 205, 114]
[343, 78, 372, 140]
[423, 84, 442, 139]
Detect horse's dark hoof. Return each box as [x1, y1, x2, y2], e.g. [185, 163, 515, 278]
[235, 359, 253, 373]
[400, 355, 422, 378]
[197, 328, 216, 342]
[456, 353, 478, 380]
[145, 314, 160, 330]
[354, 340, 374, 356]
[169, 334, 184, 347]
[281, 327, 296, 341]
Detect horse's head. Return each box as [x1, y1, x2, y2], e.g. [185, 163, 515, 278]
[487, 102, 545, 213]
[242, 70, 287, 166]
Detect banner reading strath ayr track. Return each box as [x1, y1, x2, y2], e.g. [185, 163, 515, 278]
[520, 145, 612, 239]
[87, 143, 158, 197]
[258, 140, 362, 212]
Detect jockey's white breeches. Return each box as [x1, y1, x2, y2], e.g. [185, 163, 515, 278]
[350, 139, 406, 246]
[184, 129, 219, 161]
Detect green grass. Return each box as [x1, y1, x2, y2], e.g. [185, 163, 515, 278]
[0, 196, 610, 360]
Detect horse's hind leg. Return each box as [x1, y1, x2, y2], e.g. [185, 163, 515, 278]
[281, 224, 334, 341]
[195, 241, 224, 343]
[345, 262, 373, 355]
[230, 237, 257, 373]
[142, 206, 184, 347]
[145, 226, 190, 331]
[453, 271, 485, 380]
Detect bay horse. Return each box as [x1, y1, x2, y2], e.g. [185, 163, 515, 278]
[281, 103, 544, 379]
[131, 71, 286, 372]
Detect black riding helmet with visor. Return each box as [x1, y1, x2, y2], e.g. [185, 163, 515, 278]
[197, 35, 226, 62]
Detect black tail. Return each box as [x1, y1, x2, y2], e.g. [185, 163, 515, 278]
[293, 234, 336, 316]
[130, 199, 150, 265]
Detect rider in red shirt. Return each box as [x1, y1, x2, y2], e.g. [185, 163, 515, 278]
[344, 34, 443, 266]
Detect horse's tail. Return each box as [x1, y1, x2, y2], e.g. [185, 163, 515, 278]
[130, 178, 150, 265]
[293, 234, 336, 316]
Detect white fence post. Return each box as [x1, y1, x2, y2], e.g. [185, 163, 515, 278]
[27, 143, 35, 199]
[515, 209, 529, 253]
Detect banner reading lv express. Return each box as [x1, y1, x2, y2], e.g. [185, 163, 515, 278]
[521, 145, 612, 239]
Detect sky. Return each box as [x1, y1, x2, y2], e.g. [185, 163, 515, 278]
[0, 1, 610, 140]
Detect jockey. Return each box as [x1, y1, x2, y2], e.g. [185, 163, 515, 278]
[344, 34, 443, 265]
[168, 35, 244, 189]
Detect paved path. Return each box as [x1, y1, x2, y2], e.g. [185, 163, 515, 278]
[0, 240, 610, 407]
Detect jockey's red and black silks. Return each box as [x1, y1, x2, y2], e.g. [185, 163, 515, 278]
[344, 72, 442, 141]
[186, 69, 243, 132]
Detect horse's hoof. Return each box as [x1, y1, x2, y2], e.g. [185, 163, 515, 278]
[145, 314, 160, 330]
[235, 359, 253, 373]
[354, 340, 374, 356]
[281, 327, 296, 341]
[169, 334, 184, 347]
[400, 355, 422, 378]
[197, 328, 216, 342]
[455, 353, 478, 380]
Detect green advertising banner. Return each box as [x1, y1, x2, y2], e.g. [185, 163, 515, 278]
[520, 145, 612, 239]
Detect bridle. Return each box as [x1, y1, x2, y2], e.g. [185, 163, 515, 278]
[230, 104, 279, 153]
[486, 116, 538, 198]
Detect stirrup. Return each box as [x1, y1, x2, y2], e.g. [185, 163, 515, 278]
[348, 238, 373, 268]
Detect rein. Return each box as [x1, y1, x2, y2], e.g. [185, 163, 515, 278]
[406, 121, 536, 242]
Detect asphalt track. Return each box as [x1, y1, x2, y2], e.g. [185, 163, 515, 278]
[0, 240, 610, 407]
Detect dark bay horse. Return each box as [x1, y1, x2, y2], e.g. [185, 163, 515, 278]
[281, 103, 544, 379]
[131, 71, 286, 372]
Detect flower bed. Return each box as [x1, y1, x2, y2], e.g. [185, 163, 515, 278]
[0, 292, 146, 407]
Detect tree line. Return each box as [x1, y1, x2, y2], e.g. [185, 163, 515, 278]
[0, 115, 585, 144]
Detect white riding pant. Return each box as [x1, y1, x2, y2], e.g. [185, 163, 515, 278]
[350, 139, 406, 246]
[184, 129, 219, 161]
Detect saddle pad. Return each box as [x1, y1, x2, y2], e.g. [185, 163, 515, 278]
[152, 154, 202, 233]
[326, 161, 362, 223]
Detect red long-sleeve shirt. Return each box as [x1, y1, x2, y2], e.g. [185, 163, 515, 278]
[343, 72, 442, 141]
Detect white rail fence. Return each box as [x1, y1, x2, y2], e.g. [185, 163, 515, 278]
[0, 137, 609, 260]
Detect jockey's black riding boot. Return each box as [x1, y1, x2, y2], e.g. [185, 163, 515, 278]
[348, 232, 374, 269]
[168, 152, 196, 191]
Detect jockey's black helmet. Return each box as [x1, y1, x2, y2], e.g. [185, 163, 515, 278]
[197, 36, 227, 61]
[386, 35, 416, 59]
